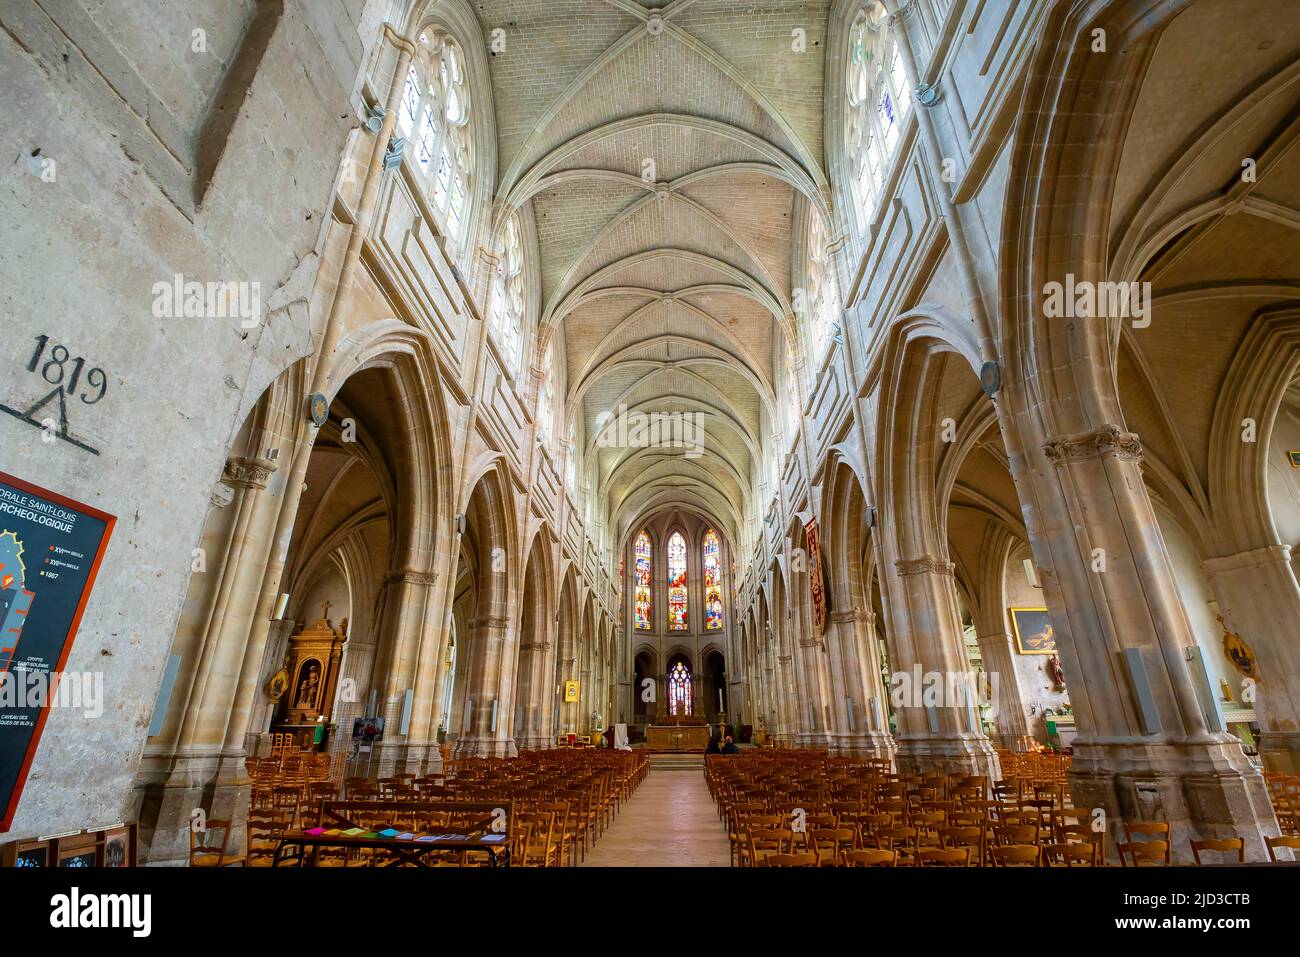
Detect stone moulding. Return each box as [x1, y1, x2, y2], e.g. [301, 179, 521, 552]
[223, 456, 276, 489]
[1042, 424, 1143, 463]
[895, 557, 955, 577]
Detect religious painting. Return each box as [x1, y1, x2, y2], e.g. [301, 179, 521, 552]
[668, 661, 692, 716]
[1010, 607, 1055, 654]
[102, 826, 133, 868]
[293, 659, 323, 709]
[634, 531, 652, 630]
[703, 529, 723, 630]
[667, 531, 688, 631]
[1289, 450, 1300, 469]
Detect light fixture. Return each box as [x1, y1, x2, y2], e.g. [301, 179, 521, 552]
[363, 103, 387, 133]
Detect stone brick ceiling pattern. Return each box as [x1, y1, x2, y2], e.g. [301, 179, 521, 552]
[478, 0, 834, 547]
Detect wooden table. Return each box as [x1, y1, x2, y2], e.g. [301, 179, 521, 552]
[272, 829, 509, 867]
[272, 799, 512, 867]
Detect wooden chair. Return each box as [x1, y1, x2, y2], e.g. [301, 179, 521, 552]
[873, 826, 919, 866]
[918, 847, 970, 866]
[844, 848, 897, 866]
[1266, 834, 1300, 862]
[1043, 842, 1096, 867]
[761, 852, 818, 867]
[747, 828, 794, 866]
[939, 826, 983, 866]
[1190, 838, 1244, 865]
[810, 827, 856, 866]
[189, 819, 245, 867]
[990, 844, 1039, 867]
[1124, 822, 1172, 864]
[1119, 840, 1169, 867]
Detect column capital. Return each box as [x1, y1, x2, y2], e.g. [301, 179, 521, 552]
[895, 556, 955, 577]
[384, 568, 439, 586]
[828, 608, 870, 625]
[469, 615, 510, 633]
[223, 455, 276, 489]
[1043, 424, 1142, 464]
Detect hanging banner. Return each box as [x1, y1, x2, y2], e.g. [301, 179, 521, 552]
[0, 471, 115, 832]
[805, 517, 825, 638]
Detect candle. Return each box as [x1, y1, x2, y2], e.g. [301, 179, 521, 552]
[718, 689, 724, 712]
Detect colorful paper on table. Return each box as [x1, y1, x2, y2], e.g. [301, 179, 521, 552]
[481, 834, 506, 843]
[323, 829, 343, 836]
[396, 833, 416, 840]
[414, 836, 438, 843]
[304, 827, 326, 836]
[378, 828, 400, 838]
[341, 828, 366, 836]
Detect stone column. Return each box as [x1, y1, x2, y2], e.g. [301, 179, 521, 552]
[136, 448, 293, 864]
[885, 556, 999, 778]
[453, 615, 518, 757]
[368, 569, 441, 776]
[1034, 425, 1276, 860]
[1204, 544, 1300, 772]
[826, 609, 896, 759]
[974, 630, 1035, 752]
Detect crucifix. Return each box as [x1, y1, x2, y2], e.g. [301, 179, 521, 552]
[321, 600, 332, 622]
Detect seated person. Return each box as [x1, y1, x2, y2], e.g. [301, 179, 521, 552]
[721, 735, 740, 754]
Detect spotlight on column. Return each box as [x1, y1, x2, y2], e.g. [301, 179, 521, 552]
[273, 592, 290, 619]
[1023, 558, 1041, 588]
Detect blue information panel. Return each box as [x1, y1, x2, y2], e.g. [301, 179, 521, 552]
[0, 471, 114, 832]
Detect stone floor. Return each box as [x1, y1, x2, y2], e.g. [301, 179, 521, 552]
[580, 768, 731, 867]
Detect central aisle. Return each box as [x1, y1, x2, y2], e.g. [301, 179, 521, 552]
[580, 766, 731, 867]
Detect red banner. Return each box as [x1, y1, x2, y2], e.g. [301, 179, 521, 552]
[805, 518, 825, 638]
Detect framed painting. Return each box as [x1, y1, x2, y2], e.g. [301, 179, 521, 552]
[1011, 607, 1056, 655]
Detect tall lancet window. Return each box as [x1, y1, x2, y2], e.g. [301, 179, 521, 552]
[668, 661, 692, 716]
[845, 2, 910, 233]
[538, 340, 556, 443]
[667, 531, 688, 631]
[703, 529, 723, 630]
[397, 30, 474, 246]
[807, 214, 842, 364]
[490, 214, 525, 373]
[634, 531, 652, 631]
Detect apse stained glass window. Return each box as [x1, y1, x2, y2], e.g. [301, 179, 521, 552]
[668, 661, 692, 716]
[634, 531, 652, 631]
[667, 531, 688, 631]
[703, 529, 723, 630]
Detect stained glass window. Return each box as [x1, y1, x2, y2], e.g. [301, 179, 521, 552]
[703, 529, 723, 630]
[668, 661, 692, 716]
[634, 531, 652, 631]
[667, 531, 688, 631]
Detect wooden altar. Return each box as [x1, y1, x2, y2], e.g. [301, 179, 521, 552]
[646, 714, 710, 752]
[271, 606, 347, 750]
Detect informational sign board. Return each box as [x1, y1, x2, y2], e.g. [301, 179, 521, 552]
[0, 471, 115, 832]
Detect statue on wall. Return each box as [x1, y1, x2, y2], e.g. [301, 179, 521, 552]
[1046, 654, 1066, 690]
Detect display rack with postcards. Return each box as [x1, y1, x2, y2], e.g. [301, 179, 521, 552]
[1, 823, 137, 867]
